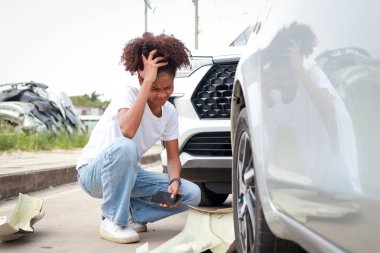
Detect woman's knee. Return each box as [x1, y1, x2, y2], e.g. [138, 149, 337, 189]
[108, 137, 140, 165]
[77, 165, 103, 198]
[181, 180, 201, 206]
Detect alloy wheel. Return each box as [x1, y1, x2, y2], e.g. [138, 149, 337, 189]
[235, 130, 256, 252]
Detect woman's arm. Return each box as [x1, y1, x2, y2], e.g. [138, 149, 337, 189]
[165, 139, 181, 198]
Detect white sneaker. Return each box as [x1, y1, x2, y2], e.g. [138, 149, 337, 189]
[99, 218, 139, 244]
[128, 216, 147, 232]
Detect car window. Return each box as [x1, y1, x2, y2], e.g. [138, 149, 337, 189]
[229, 25, 253, 47]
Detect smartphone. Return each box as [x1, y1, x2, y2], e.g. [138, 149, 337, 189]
[151, 191, 183, 206]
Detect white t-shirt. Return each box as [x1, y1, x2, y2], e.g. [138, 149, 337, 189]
[76, 86, 178, 169]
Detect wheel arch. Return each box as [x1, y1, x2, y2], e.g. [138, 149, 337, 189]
[231, 79, 246, 151]
[232, 78, 295, 243]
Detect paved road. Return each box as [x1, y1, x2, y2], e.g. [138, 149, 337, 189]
[0, 161, 232, 253]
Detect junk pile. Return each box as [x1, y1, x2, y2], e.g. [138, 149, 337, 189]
[0, 193, 45, 242]
[0, 81, 85, 135]
[136, 206, 235, 253]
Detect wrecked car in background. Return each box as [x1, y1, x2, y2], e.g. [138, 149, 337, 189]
[0, 81, 85, 135]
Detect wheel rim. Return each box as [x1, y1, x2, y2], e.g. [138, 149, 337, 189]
[236, 130, 255, 252]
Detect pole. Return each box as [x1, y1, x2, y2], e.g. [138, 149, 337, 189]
[144, 2, 147, 32]
[193, 0, 199, 49]
[144, 0, 151, 32]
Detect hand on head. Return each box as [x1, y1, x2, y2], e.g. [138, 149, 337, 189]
[138, 49, 168, 84]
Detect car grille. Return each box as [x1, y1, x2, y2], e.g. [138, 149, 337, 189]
[168, 96, 176, 106]
[191, 63, 237, 119]
[182, 132, 232, 156]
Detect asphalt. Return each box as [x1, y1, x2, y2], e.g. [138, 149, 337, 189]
[0, 144, 163, 200]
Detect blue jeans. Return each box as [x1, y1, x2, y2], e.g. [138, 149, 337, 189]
[77, 137, 201, 227]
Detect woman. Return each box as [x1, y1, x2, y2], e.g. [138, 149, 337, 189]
[76, 32, 201, 244]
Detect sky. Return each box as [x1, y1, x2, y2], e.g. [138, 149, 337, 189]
[0, 0, 255, 100]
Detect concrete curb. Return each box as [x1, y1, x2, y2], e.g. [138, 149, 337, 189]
[139, 153, 161, 165]
[0, 165, 77, 200]
[0, 151, 161, 200]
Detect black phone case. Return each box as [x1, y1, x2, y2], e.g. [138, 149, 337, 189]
[151, 191, 183, 206]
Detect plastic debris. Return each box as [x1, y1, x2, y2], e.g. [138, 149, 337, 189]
[0, 193, 44, 242]
[136, 206, 235, 253]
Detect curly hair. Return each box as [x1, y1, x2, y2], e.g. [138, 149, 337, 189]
[261, 22, 318, 71]
[121, 32, 191, 77]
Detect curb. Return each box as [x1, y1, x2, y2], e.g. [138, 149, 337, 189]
[0, 153, 161, 200]
[139, 153, 161, 165]
[0, 165, 77, 200]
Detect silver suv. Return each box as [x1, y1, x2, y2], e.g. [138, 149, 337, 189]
[231, 0, 380, 252]
[161, 46, 244, 206]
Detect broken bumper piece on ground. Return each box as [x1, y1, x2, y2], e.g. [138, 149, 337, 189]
[136, 205, 235, 253]
[0, 193, 44, 242]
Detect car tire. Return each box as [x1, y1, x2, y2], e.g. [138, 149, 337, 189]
[197, 183, 229, 206]
[233, 108, 305, 253]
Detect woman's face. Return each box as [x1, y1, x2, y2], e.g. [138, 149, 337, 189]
[147, 72, 174, 107]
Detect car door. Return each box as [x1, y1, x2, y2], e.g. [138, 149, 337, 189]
[255, 0, 380, 251]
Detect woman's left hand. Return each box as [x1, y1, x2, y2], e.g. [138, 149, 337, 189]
[158, 181, 181, 208]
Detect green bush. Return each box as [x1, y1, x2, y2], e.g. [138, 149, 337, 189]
[0, 130, 89, 151]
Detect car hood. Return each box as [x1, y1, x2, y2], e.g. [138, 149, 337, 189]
[189, 46, 245, 59]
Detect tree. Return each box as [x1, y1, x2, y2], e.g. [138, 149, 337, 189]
[89, 91, 103, 102]
[70, 92, 109, 108]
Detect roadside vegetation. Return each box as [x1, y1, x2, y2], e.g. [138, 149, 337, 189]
[70, 91, 110, 108]
[0, 120, 89, 152]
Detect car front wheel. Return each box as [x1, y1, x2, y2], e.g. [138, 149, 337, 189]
[232, 108, 304, 253]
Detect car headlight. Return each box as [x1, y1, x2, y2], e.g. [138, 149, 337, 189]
[176, 57, 213, 77]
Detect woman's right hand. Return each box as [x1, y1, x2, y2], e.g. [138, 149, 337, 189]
[138, 49, 167, 84]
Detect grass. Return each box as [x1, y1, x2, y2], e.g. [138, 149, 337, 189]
[0, 130, 89, 152]
[0, 117, 89, 151]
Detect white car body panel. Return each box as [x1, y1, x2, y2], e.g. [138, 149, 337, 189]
[232, 0, 380, 252]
